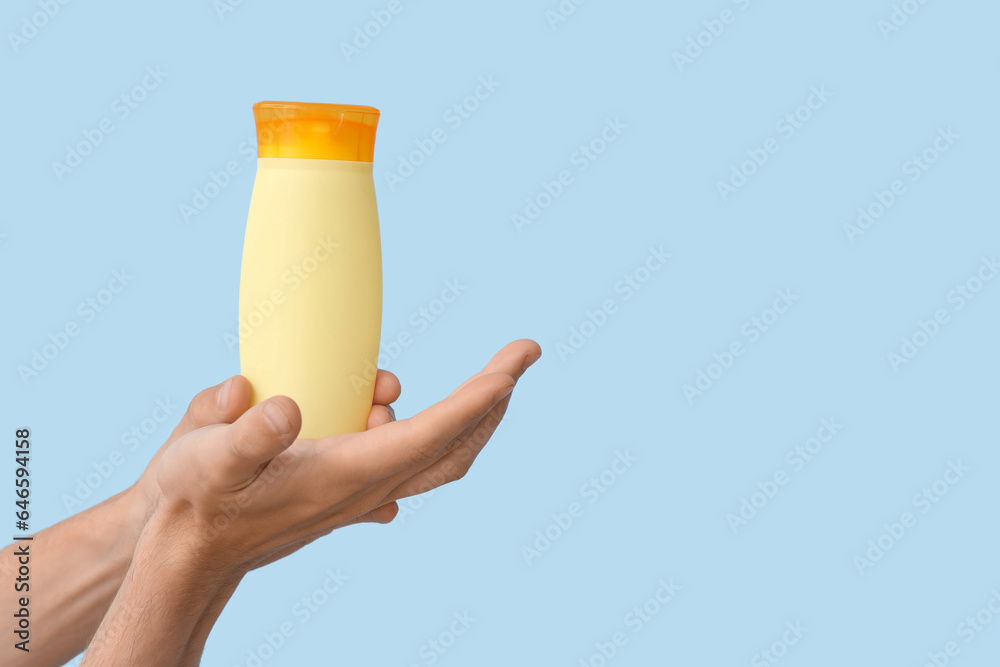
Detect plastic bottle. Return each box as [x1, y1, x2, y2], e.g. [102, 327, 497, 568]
[239, 101, 382, 438]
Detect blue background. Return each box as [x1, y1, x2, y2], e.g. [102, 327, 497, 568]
[3, 0, 999, 665]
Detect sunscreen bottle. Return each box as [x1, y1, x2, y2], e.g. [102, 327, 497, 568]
[239, 101, 382, 438]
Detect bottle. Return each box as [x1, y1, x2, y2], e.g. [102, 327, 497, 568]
[239, 101, 382, 438]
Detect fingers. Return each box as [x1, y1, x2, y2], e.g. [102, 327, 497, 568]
[373, 370, 401, 406]
[366, 405, 395, 430]
[169, 376, 253, 444]
[379, 341, 539, 501]
[398, 372, 513, 465]
[339, 502, 400, 527]
[369, 502, 400, 524]
[381, 341, 539, 489]
[248, 496, 398, 571]
[340, 372, 514, 483]
[384, 394, 508, 502]
[448, 339, 541, 397]
[221, 396, 302, 481]
[367, 369, 400, 429]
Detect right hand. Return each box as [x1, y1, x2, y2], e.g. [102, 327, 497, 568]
[148, 339, 541, 575]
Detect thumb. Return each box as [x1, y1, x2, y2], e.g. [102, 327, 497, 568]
[169, 375, 253, 445]
[220, 396, 302, 481]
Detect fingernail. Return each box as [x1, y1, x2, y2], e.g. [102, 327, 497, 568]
[263, 402, 292, 435]
[217, 378, 233, 411]
[521, 352, 541, 372]
[387, 405, 396, 422]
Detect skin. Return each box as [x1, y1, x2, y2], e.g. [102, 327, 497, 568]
[0, 368, 402, 667]
[62, 338, 539, 666]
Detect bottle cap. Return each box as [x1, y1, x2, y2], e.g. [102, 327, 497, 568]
[253, 101, 380, 162]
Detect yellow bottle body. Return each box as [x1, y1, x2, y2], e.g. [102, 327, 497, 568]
[239, 157, 382, 438]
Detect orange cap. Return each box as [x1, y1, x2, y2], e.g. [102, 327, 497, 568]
[253, 101, 380, 162]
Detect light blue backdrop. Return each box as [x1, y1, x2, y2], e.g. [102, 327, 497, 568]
[3, 0, 999, 665]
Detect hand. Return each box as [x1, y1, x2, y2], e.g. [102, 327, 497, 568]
[150, 339, 541, 575]
[0, 366, 405, 667]
[126, 367, 403, 531]
[80, 340, 540, 667]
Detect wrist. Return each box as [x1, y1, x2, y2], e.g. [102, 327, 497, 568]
[121, 482, 155, 529]
[136, 499, 250, 584]
[81, 501, 247, 666]
[100, 487, 153, 567]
